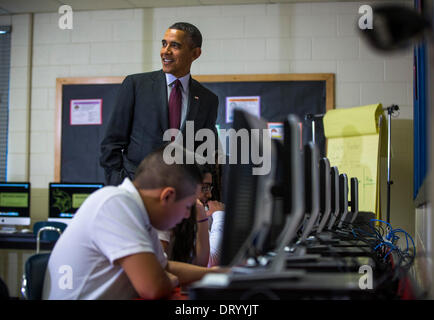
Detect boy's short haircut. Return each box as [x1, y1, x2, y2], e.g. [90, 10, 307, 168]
[133, 145, 203, 200]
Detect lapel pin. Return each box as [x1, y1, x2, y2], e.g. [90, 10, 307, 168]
[194, 96, 199, 100]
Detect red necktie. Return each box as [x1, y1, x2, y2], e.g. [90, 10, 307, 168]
[168, 79, 182, 130]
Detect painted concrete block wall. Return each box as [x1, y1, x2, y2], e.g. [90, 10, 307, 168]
[4, 1, 413, 225]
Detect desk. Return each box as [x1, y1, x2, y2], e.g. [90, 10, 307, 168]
[169, 287, 189, 300]
[0, 233, 56, 251]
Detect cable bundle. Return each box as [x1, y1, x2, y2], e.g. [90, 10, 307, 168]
[351, 219, 416, 271]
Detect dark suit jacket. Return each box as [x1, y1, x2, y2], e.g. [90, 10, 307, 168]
[100, 70, 219, 186]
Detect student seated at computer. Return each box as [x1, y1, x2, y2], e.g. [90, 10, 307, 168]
[158, 165, 225, 267]
[42, 146, 222, 300]
[158, 198, 209, 266]
[198, 164, 225, 267]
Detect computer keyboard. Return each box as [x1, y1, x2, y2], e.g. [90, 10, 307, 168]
[0, 229, 17, 234]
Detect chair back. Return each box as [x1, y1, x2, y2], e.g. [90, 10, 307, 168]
[21, 253, 50, 300]
[33, 221, 67, 241]
[0, 276, 9, 300]
[33, 221, 67, 253]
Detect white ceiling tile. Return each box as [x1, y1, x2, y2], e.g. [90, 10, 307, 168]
[0, 0, 407, 14]
[61, 0, 133, 11]
[0, 0, 62, 13]
[128, 0, 201, 7]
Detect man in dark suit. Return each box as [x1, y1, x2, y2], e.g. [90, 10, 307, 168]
[100, 22, 219, 186]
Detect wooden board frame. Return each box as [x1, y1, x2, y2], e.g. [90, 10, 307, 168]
[55, 73, 335, 182]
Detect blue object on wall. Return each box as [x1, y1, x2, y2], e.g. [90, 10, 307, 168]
[413, 40, 427, 200]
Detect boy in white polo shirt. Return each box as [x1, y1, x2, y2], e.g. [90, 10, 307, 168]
[42, 146, 218, 300]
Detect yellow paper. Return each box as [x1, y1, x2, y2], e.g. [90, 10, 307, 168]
[327, 135, 379, 214]
[324, 104, 383, 218]
[324, 104, 383, 138]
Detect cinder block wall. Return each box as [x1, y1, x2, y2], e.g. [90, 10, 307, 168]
[5, 1, 413, 225]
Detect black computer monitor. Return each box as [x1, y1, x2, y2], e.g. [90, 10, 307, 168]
[262, 114, 305, 253]
[316, 158, 331, 234]
[0, 182, 31, 229]
[300, 142, 320, 242]
[48, 182, 104, 224]
[337, 173, 349, 229]
[350, 177, 360, 224]
[261, 140, 286, 253]
[219, 109, 278, 267]
[327, 166, 340, 230]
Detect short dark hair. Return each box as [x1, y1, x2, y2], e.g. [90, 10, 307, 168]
[133, 145, 203, 200]
[198, 164, 213, 179]
[169, 22, 202, 48]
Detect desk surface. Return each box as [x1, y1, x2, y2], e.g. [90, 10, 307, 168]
[0, 233, 56, 250]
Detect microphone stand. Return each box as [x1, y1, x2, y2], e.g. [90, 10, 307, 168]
[305, 113, 325, 144]
[385, 105, 399, 224]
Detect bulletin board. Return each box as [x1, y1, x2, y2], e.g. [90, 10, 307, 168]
[55, 73, 334, 183]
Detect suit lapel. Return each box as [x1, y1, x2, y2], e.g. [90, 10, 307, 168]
[154, 70, 169, 132]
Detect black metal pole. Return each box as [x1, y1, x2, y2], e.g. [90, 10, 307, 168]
[386, 105, 399, 224]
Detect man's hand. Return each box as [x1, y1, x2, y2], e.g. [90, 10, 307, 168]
[207, 200, 225, 216]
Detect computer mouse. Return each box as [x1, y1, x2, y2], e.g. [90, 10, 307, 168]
[20, 228, 32, 233]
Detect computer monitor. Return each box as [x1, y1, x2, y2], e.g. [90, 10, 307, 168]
[267, 114, 306, 263]
[219, 109, 278, 267]
[0, 182, 31, 230]
[350, 177, 360, 224]
[261, 114, 308, 255]
[48, 182, 104, 224]
[327, 166, 340, 230]
[300, 142, 320, 242]
[316, 158, 331, 234]
[261, 140, 286, 253]
[337, 173, 349, 229]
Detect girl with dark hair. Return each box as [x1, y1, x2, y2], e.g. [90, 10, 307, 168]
[158, 165, 214, 266]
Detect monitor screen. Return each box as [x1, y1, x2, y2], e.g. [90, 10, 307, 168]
[0, 182, 31, 226]
[350, 177, 359, 223]
[219, 109, 277, 267]
[263, 114, 305, 252]
[337, 173, 349, 229]
[327, 166, 340, 230]
[300, 142, 320, 241]
[316, 157, 331, 234]
[49, 183, 104, 223]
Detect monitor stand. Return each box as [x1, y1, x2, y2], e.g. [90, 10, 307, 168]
[285, 244, 323, 262]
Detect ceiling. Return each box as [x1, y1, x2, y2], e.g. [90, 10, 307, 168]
[0, 0, 397, 15]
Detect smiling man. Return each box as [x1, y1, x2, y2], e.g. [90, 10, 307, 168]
[100, 22, 219, 186]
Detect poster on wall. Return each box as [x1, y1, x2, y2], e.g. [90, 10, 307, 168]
[70, 99, 102, 126]
[267, 122, 284, 140]
[225, 96, 260, 123]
